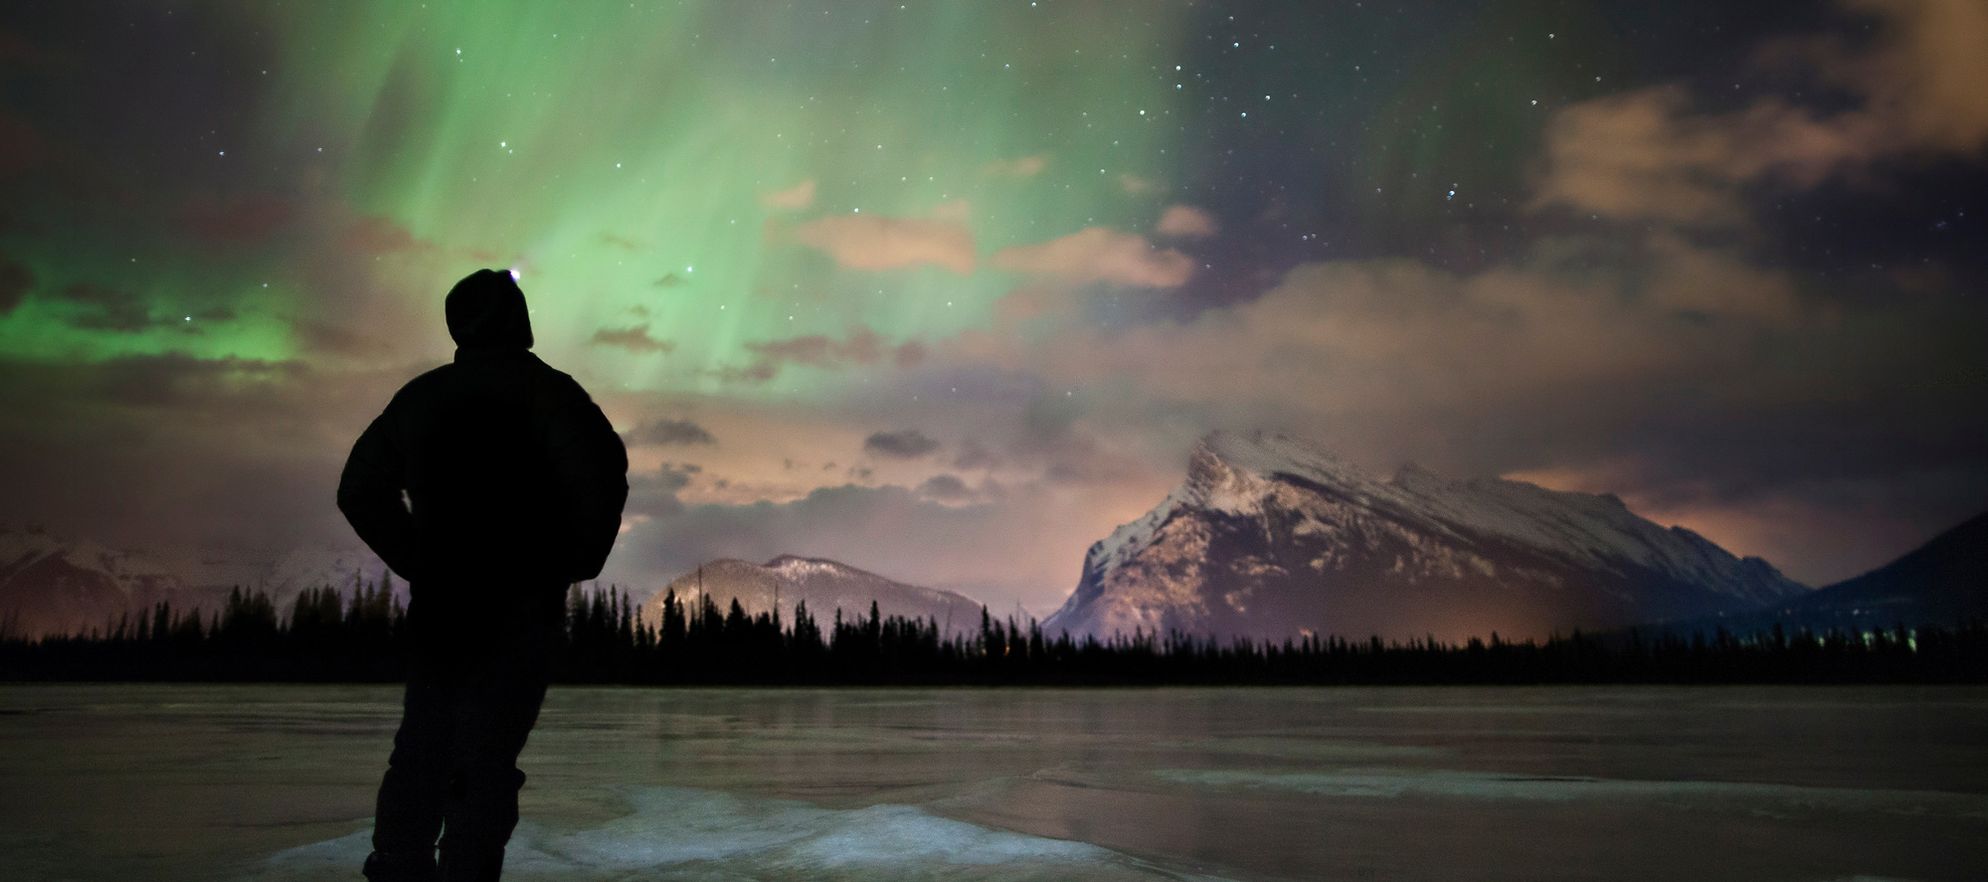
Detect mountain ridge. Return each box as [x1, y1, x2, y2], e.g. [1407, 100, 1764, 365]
[1045, 429, 1808, 643]
[641, 555, 987, 636]
[1647, 510, 1988, 637]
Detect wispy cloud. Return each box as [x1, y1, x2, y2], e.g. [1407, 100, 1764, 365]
[993, 227, 1193, 287]
[590, 324, 674, 353]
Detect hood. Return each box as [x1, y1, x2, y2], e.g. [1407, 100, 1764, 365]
[445, 268, 534, 349]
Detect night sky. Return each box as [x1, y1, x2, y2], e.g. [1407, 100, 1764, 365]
[1, 1, 1983, 614]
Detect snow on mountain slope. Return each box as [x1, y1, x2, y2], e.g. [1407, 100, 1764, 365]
[0, 525, 405, 640]
[1045, 430, 1807, 643]
[246, 545, 397, 609]
[0, 526, 188, 638]
[641, 555, 987, 636]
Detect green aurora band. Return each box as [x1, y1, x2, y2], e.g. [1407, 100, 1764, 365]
[1, 2, 1199, 402]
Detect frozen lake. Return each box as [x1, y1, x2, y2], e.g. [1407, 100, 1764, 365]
[0, 684, 1983, 881]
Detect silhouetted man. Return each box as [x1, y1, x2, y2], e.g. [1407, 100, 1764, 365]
[338, 268, 628, 881]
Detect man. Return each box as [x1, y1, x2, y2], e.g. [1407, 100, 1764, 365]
[338, 268, 629, 881]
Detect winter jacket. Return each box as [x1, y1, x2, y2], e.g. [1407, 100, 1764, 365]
[337, 271, 629, 622]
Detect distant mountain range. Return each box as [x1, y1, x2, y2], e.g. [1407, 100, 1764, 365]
[1043, 431, 1810, 643]
[638, 555, 988, 638]
[0, 526, 396, 639]
[1649, 512, 1988, 638]
[0, 526, 187, 639]
[1792, 512, 1986, 624]
[3, 430, 1980, 644]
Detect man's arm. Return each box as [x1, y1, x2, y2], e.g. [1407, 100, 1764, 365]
[336, 403, 422, 582]
[545, 377, 629, 582]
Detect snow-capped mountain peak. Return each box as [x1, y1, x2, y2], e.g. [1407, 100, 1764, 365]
[1045, 430, 1807, 643]
[644, 555, 987, 636]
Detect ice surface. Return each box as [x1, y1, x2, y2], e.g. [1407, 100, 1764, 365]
[1154, 768, 1988, 818]
[254, 786, 1148, 882]
[2, 684, 1984, 882]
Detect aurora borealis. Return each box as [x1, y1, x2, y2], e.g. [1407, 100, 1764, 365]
[2, 1, 1985, 613]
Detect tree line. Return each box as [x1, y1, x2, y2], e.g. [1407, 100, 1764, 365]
[2, 577, 1984, 684]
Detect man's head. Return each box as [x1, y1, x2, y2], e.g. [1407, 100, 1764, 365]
[445, 268, 534, 349]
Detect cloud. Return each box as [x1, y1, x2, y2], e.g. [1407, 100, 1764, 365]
[653, 273, 684, 288]
[760, 179, 817, 210]
[589, 324, 674, 353]
[289, 317, 394, 358]
[997, 247, 1808, 411]
[339, 215, 439, 256]
[1117, 173, 1158, 195]
[1530, 87, 1862, 227]
[783, 213, 975, 274]
[1638, 232, 1804, 327]
[0, 352, 399, 559]
[1814, 0, 1988, 153]
[1005, 422, 1146, 486]
[599, 231, 643, 251]
[863, 428, 940, 459]
[983, 154, 1048, 178]
[992, 227, 1194, 287]
[0, 110, 48, 178]
[57, 282, 153, 332]
[51, 282, 227, 334]
[1531, 0, 1988, 228]
[625, 417, 716, 447]
[46, 352, 310, 408]
[1156, 204, 1218, 238]
[0, 255, 28, 314]
[189, 305, 237, 322]
[714, 327, 924, 383]
[931, 199, 972, 222]
[916, 473, 973, 501]
[938, 229, 1988, 578]
[951, 439, 1000, 471]
[626, 462, 700, 519]
[178, 191, 301, 248]
[891, 339, 928, 368]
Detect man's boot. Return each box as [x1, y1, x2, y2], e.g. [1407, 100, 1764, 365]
[437, 846, 506, 882]
[361, 848, 438, 882]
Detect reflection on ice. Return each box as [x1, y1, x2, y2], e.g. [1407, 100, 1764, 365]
[1157, 768, 1988, 818]
[258, 785, 1196, 882]
[8, 685, 1983, 881]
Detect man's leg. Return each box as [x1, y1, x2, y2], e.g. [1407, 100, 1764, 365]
[435, 670, 549, 881]
[364, 669, 455, 881]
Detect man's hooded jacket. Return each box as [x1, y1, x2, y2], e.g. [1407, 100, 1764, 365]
[337, 270, 629, 630]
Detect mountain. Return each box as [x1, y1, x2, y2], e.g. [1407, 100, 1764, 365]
[225, 545, 398, 612]
[641, 555, 987, 636]
[1043, 430, 1808, 643]
[0, 526, 401, 641]
[1687, 511, 1986, 636]
[0, 525, 191, 639]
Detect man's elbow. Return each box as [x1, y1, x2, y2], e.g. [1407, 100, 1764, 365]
[335, 483, 362, 520]
[335, 481, 385, 529]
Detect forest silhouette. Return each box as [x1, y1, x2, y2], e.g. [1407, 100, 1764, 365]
[3, 575, 1984, 685]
